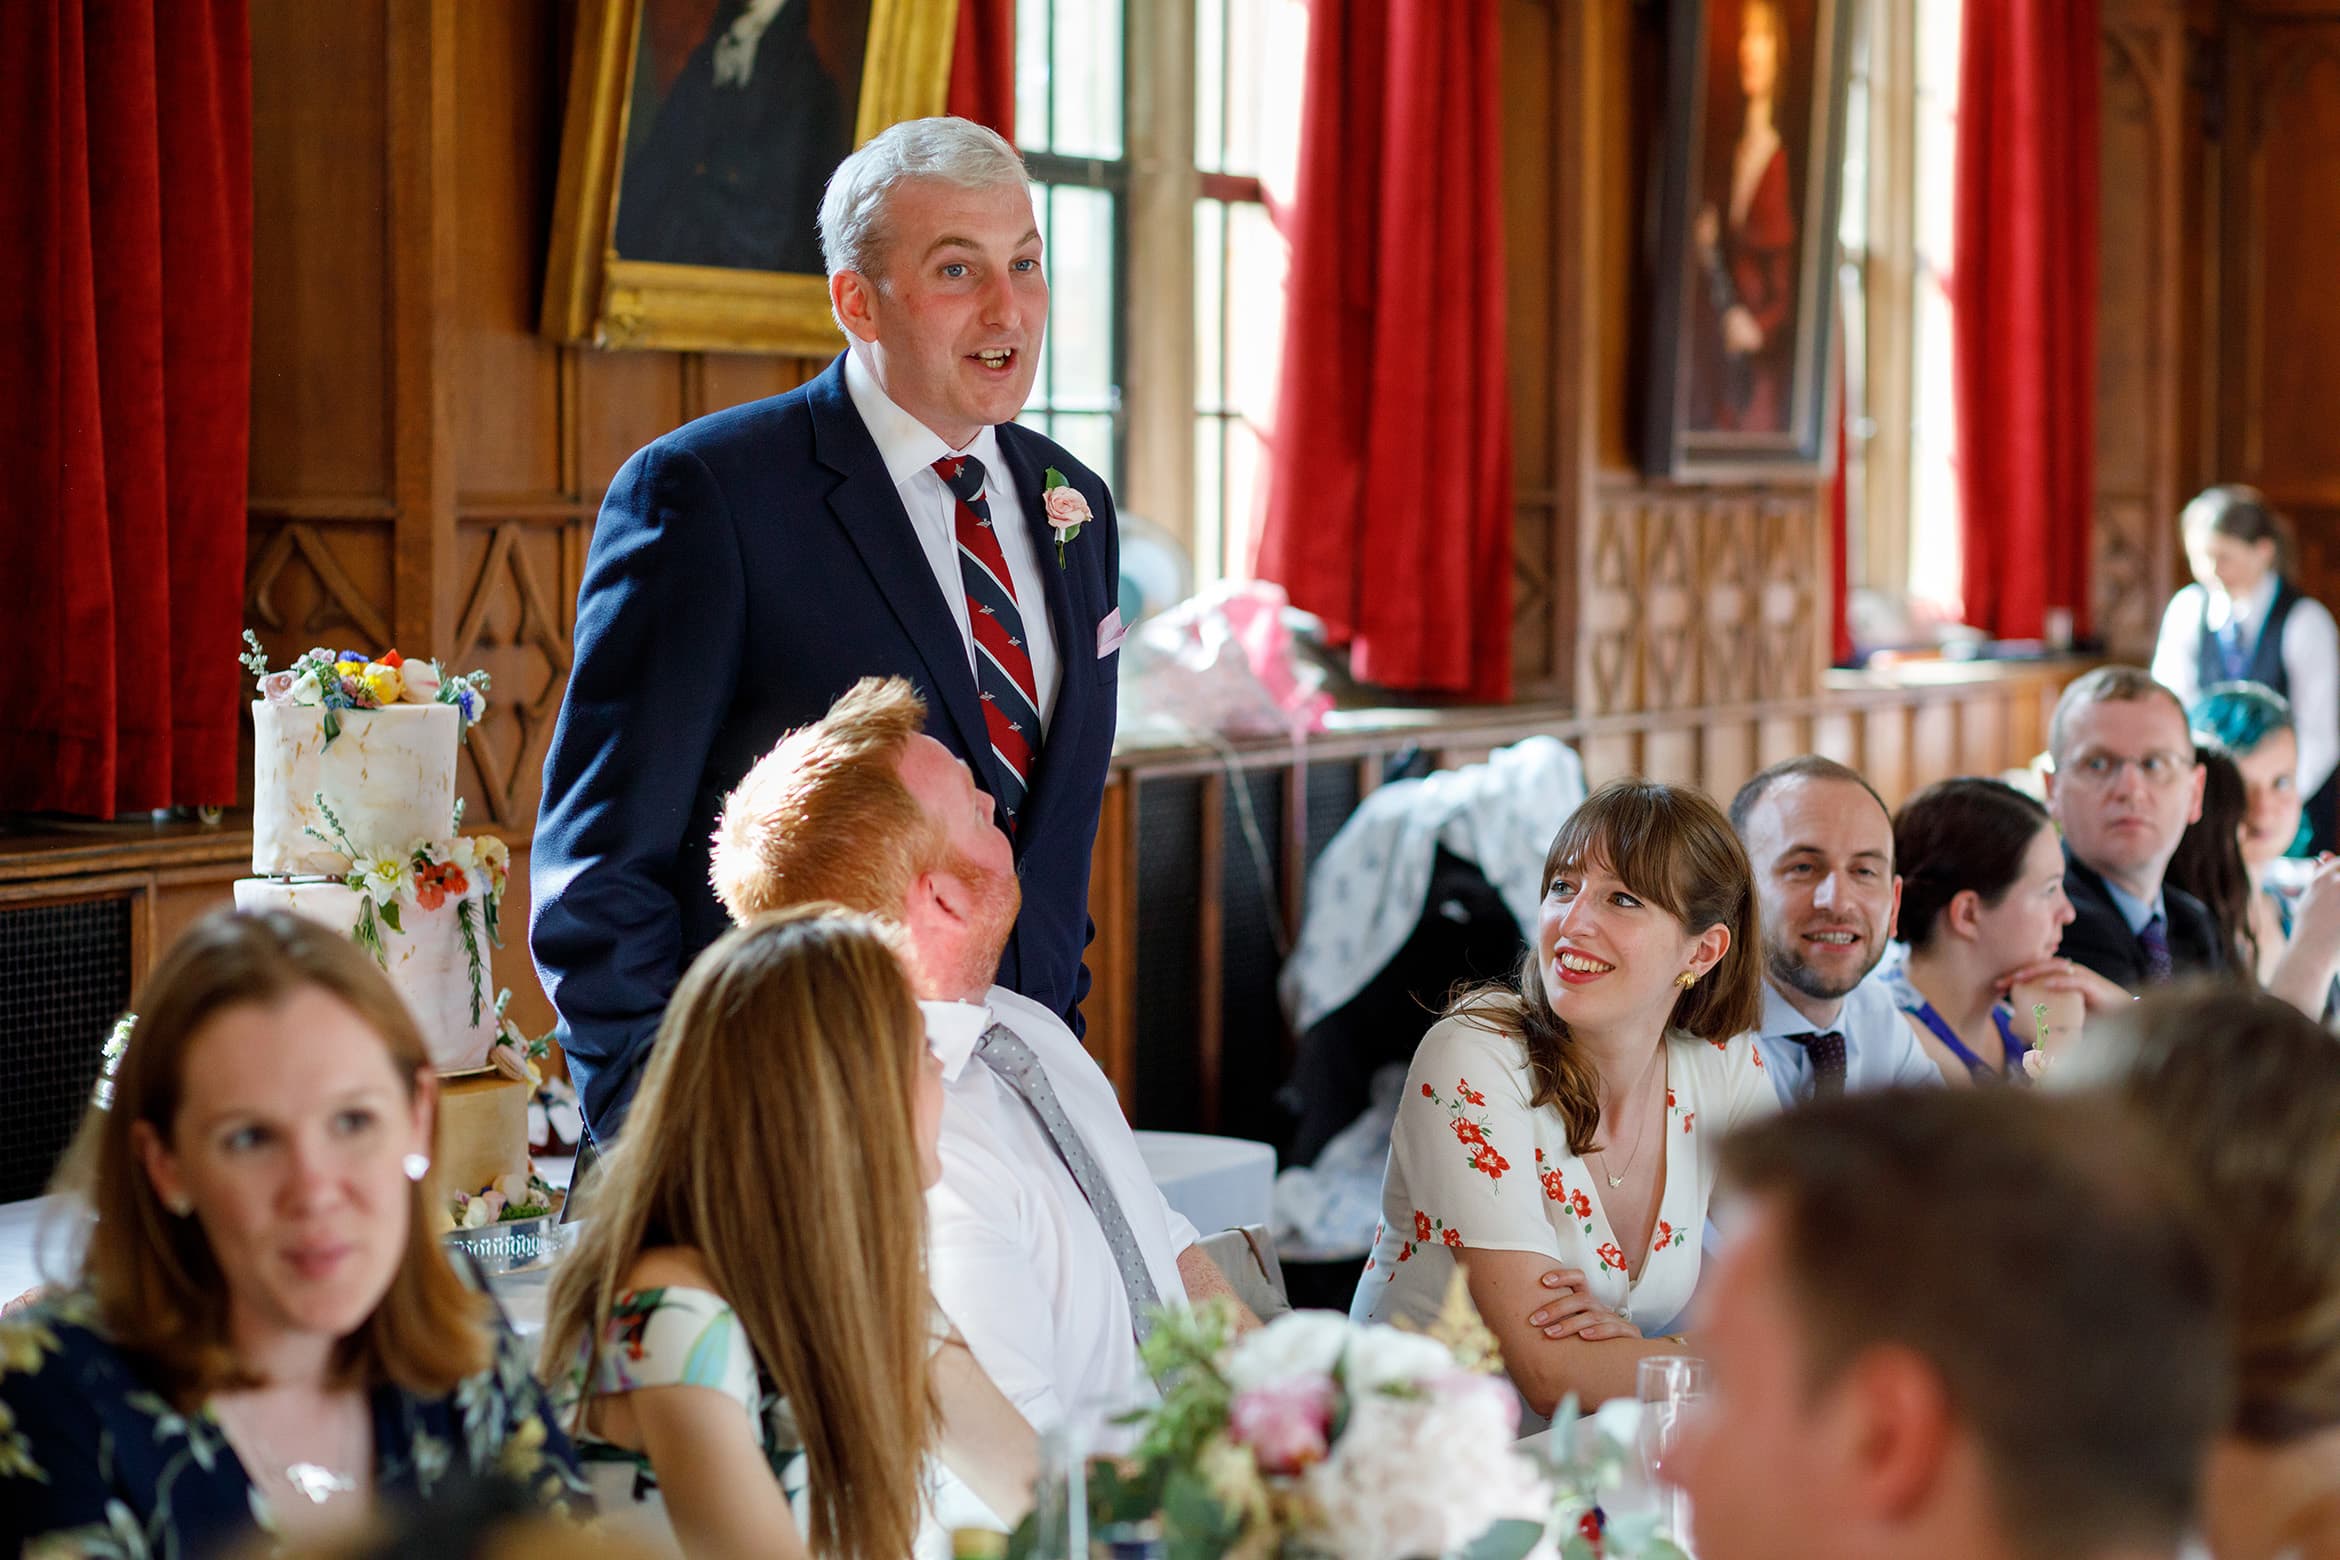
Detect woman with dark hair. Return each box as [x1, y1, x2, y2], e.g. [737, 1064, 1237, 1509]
[0, 911, 587, 1555]
[1886, 778, 2127, 1083]
[2165, 744, 2263, 978]
[2153, 484, 2340, 853]
[1352, 780, 1774, 1417]
[2065, 986, 2340, 1558]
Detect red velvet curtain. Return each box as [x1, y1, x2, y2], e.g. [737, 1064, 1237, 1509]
[947, 0, 1016, 139]
[1254, 0, 1513, 702]
[1950, 0, 2098, 642]
[0, 0, 251, 817]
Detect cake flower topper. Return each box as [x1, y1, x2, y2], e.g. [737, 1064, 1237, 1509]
[241, 630, 491, 747]
[300, 792, 510, 1026]
[1040, 467, 1090, 567]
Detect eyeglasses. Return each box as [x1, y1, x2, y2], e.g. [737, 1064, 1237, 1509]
[2061, 749, 2196, 790]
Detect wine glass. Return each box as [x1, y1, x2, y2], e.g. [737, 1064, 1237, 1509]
[1637, 1354, 1712, 1545]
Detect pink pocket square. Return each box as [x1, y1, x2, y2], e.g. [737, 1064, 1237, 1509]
[1096, 608, 1126, 658]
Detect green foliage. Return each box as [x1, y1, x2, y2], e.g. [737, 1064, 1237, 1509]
[457, 897, 486, 1026]
[1132, 1300, 1240, 1466]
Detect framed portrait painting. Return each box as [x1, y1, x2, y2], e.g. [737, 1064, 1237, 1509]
[542, 0, 959, 356]
[1644, 0, 1852, 480]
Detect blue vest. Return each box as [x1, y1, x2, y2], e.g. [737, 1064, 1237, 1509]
[2198, 576, 2302, 695]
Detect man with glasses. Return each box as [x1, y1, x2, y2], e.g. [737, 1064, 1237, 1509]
[2044, 666, 2229, 987]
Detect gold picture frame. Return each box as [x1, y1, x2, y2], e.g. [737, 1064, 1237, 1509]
[541, 0, 960, 356]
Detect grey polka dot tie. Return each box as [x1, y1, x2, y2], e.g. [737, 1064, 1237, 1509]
[976, 1023, 1163, 1344]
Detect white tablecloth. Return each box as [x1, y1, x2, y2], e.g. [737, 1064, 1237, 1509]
[1134, 1130, 1276, 1236]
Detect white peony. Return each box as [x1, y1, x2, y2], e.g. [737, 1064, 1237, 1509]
[288, 669, 326, 706]
[445, 836, 479, 872]
[1341, 1323, 1459, 1393]
[1222, 1309, 1353, 1391]
[399, 660, 443, 703]
[1301, 1380, 1554, 1560]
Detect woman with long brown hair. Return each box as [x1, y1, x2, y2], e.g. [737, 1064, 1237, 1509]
[540, 905, 1036, 1560]
[0, 910, 587, 1555]
[1350, 780, 1773, 1420]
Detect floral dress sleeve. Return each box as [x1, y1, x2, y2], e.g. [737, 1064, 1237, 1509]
[382, 1313, 594, 1519]
[0, 1291, 249, 1560]
[0, 1300, 119, 1553]
[1387, 1015, 1561, 1259]
[1712, 1032, 1781, 1136]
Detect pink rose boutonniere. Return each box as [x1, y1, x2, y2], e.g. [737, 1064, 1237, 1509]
[1041, 466, 1091, 567]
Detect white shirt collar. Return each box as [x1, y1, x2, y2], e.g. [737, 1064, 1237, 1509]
[919, 998, 992, 1083]
[843, 346, 1006, 494]
[2210, 572, 2280, 634]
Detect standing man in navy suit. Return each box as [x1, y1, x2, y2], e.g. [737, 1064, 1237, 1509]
[531, 118, 1124, 1146]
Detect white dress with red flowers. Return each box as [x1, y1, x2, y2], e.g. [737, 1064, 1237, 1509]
[1349, 1013, 1776, 1421]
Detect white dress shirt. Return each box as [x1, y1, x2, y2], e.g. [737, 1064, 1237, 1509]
[2153, 576, 2340, 801]
[920, 988, 1200, 1435]
[845, 348, 1061, 735]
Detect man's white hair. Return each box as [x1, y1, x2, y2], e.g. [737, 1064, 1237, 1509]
[818, 116, 1030, 284]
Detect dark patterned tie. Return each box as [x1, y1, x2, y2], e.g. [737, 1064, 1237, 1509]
[1798, 1031, 1848, 1099]
[934, 454, 1043, 823]
[975, 1023, 1163, 1345]
[2216, 617, 2252, 683]
[2139, 913, 2174, 982]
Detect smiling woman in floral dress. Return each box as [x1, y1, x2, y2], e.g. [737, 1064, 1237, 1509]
[1351, 780, 1775, 1422]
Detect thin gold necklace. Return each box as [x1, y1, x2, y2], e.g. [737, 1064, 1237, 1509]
[1593, 1046, 1666, 1189]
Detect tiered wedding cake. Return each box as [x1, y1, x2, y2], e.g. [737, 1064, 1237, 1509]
[234, 637, 551, 1223]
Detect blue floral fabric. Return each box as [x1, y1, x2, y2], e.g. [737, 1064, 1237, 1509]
[0, 1287, 591, 1557]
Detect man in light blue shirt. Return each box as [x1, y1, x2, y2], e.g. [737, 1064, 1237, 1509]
[1730, 757, 1945, 1106]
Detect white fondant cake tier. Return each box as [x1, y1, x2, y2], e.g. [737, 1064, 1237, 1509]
[233, 876, 499, 1072]
[252, 701, 458, 876]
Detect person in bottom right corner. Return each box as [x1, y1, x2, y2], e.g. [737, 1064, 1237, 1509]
[2059, 983, 2340, 1560]
[1672, 1088, 2225, 1560]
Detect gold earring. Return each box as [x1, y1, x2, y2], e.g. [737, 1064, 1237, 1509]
[1674, 971, 1698, 990]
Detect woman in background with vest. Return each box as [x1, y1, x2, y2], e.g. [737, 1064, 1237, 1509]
[2153, 484, 2340, 853]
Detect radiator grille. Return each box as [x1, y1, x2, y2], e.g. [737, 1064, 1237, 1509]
[0, 898, 132, 1201]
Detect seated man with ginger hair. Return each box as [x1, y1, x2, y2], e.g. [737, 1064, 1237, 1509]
[712, 676, 1254, 1444]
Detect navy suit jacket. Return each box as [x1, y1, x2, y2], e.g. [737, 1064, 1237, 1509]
[2056, 849, 2230, 991]
[530, 355, 1120, 1138]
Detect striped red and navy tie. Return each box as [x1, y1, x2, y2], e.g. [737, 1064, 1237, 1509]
[935, 454, 1042, 822]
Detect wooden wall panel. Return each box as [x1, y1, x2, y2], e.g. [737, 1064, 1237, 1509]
[1500, 0, 1579, 699]
[2094, 7, 2203, 659]
[452, 0, 566, 498]
[249, 0, 392, 500]
[2222, 11, 2340, 610]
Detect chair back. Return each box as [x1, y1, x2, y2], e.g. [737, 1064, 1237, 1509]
[1193, 1224, 1292, 1320]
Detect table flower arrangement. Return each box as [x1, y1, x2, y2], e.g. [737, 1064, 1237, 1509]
[1007, 1292, 1558, 1560]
